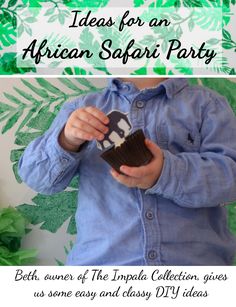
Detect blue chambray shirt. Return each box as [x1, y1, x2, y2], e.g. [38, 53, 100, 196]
[18, 78, 236, 265]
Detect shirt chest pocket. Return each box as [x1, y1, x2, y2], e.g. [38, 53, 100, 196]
[157, 122, 201, 154]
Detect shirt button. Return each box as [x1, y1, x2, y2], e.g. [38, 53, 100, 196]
[123, 84, 130, 91]
[136, 101, 144, 108]
[145, 210, 154, 220]
[61, 157, 69, 164]
[148, 250, 157, 260]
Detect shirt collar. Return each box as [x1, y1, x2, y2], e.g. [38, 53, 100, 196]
[108, 78, 189, 99]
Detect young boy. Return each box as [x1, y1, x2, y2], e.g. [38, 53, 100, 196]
[18, 78, 236, 265]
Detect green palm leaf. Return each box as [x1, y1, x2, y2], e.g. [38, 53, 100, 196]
[0, 53, 36, 75]
[21, 79, 49, 98]
[3, 93, 26, 106]
[16, 107, 36, 134]
[148, 0, 177, 7]
[13, 87, 41, 107]
[58, 78, 82, 92]
[74, 78, 97, 90]
[36, 79, 66, 96]
[193, 7, 222, 31]
[134, 0, 145, 6]
[0, 21, 16, 50]
[14, 132, 42, 146]
[0, 101, 14, 115]
[62, 67, 93, 75]
[2, 110, 23, 134]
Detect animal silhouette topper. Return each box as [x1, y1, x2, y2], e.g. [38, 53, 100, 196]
[97, 110, 132, 150]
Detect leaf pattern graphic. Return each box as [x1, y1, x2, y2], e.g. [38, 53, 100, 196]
[62, 0, 110, 8]
[24, 0, 43, 7]
[0, 53, 36, 75]
[0, 0, 235, 75]
[133, 0, 145, 7]
[62, 66, 93, 75]
[79, 27, 110, 74]
[0, 20, 16, 50]
[192, 7, 222, 31]
[97, 19, 132, 51]
[149, 0, 177, 7]
[17, 187, 78, 234]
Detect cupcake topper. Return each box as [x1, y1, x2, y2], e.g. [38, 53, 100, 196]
[97, 110, 132, 150]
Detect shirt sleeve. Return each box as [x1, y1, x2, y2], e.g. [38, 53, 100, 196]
[146, 93, 236, 208]
[18, 98, 86, 195]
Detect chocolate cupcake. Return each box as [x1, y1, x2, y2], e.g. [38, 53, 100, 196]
[96, 110, 153, 172]
[100, 129, 153, 173]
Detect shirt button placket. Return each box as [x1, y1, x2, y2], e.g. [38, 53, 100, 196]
[130, 100, 145, 129]
[145, 209, 158, 264]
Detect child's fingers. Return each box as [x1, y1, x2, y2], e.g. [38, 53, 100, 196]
[110, 169, 138, 188]
[110, 168, 119, 178]
[85, 106, 109, 125]
[71, 122, 104, 141]
[70, 127, 94, 141]
[120, 165, 148, 178]
[145, 139, 162, 158]
[75, 109, 109, 134]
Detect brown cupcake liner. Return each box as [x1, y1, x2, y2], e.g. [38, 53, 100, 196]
[100, 129, 153, 173]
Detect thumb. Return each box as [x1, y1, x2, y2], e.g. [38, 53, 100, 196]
[145, 138, 162, 158]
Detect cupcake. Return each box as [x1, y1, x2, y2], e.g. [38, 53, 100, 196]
[97, 110, 153, 173]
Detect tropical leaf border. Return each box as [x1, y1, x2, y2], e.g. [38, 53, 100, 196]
[0, 0, 235, 75]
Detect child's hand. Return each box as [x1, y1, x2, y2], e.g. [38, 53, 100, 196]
[59, 106, 109, 152]
[110, 139, 164, 189]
